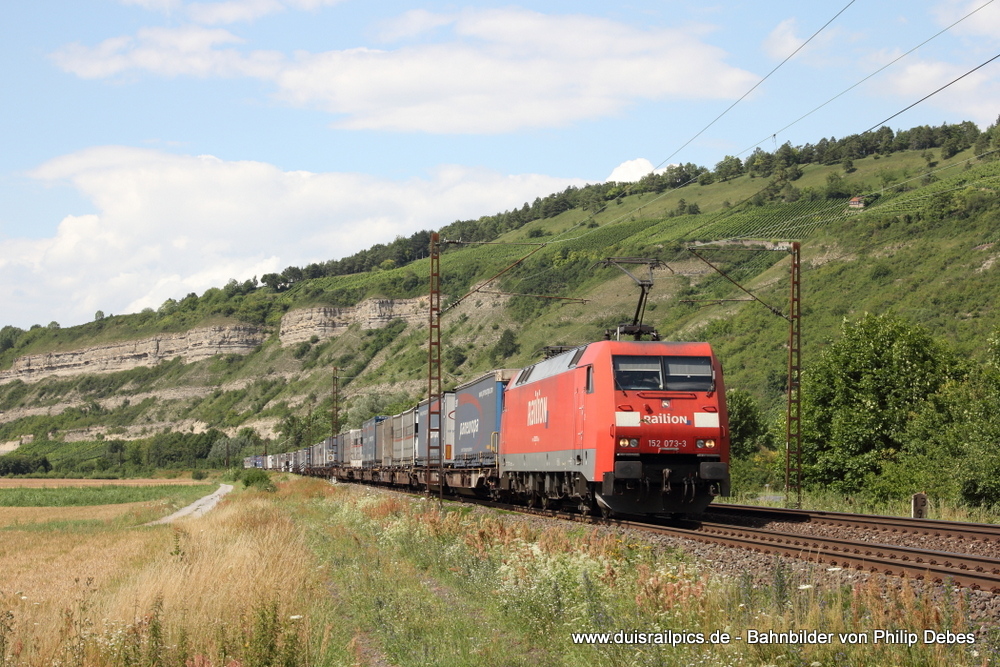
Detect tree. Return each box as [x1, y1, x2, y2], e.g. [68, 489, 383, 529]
[726, 389, 768, 459]
[0, 325, 24, 354]
[801, 314, 962, 492]
[94, 310, 105, 321]
[824, 172, 850, 199]
[260, 273, 283, 291]
[714, 155, 744, 181]
[491, 329, 520, 362]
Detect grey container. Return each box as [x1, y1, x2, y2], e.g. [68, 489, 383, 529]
[394, 407, 416, 466]
[362, 416, 387, 467]
[377, 417, 393, 467]
[416, 393, 456, 465]
[348, 429, 363, 467]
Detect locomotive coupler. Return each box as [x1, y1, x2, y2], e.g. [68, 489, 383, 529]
[661, 468, 671, 494]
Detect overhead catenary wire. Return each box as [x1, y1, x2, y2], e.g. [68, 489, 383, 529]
[570, 0, 860, 229]
[592, 0, 997, 239]
[650, 0, 859, 173]
[861, 51, 1000, 135]
[441, 13, 1000, 312]
[732, 0, 998, 161]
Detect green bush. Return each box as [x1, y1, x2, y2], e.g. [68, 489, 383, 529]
[242, 468, 276, 492]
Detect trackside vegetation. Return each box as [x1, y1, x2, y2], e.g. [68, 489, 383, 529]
[1, 462, 997, 665]
[300, 480, 998, 665]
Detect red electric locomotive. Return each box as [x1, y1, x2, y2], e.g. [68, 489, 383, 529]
[499, 340, 730, 516]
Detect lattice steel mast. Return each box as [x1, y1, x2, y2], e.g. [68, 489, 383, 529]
[427, 232, 444, 500]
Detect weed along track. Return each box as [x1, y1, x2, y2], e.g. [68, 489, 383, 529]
[290, 479, 1000, 666]
[325, 478, 1000, 596]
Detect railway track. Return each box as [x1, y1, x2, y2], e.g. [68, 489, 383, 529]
[449, 494, 1000, 594]
[613, 517, 1000, 594]
[706, 503, 1000, 545]
[327, 479, 1000, 594]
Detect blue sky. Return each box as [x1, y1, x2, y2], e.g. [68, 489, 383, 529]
[1, 0, 999, 329]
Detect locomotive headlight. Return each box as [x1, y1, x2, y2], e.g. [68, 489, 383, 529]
[705, 439, 717, 448]
[618, 438, 630, 448]
[629, 438, 639, 448]
[696, 439, 705, 448]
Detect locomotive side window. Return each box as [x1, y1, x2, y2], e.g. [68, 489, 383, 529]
[613, 355, 714, 391]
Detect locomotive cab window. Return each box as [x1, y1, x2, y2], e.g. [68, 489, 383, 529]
[613, 355, 714, 392]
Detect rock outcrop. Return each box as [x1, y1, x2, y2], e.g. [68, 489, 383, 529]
[279, 298, 426, 345]
[0, 325, 265, 385]
[0, 298, 427, 386]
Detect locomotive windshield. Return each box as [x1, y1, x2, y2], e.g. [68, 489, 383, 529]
[613, 355, 714, 392]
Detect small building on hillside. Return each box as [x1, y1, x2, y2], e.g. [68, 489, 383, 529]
[848, 196, 865, 209]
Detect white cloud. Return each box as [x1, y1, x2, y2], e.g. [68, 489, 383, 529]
[377, 9, 457, 42]
[3, 147, 585, 327]
[763, 18, 805, 60]
[51, 26, 286, 79]
[606, 159, 666, 183]
[932, 0, 1000, 37]
[880, 58, 1000, 126]
[187, 0, 286, 24]
[118, 0, 345, 23]
[120, 0, 184, 11]
[53, 8, 759, 134]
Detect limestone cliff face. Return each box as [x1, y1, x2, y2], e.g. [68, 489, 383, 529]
[279, 298, 425, 345]
[0, 298, 426, 386]
[0, 325, 265, 385]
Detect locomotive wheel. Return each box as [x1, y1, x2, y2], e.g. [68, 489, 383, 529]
[541, 495, 559, 511]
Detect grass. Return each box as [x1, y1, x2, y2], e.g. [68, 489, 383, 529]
[0, 477, 350, 667]
[1, 475, 996, 666]
[301, 481, 998, 666]
[0, 484, 216, 507]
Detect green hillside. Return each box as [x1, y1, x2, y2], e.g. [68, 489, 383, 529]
[3, 120, 1000, 504]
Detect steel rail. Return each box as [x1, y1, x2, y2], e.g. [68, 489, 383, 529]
[707, 504, 1000, 544]
[312, 474, 1000, 593]
[459, 497, 1000, 592]
[673, 521, 1000, 593]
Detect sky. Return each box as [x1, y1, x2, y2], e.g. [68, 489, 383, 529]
[1, 0, 999, 330]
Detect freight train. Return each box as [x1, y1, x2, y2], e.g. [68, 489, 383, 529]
[247, 339, 730, 516]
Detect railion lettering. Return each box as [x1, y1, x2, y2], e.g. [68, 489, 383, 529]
[527, 391, 548, 427]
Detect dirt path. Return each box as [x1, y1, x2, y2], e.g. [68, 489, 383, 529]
[146, 484, 234, 525]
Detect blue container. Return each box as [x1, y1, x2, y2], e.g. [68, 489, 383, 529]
[453, 369, 516, 466]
